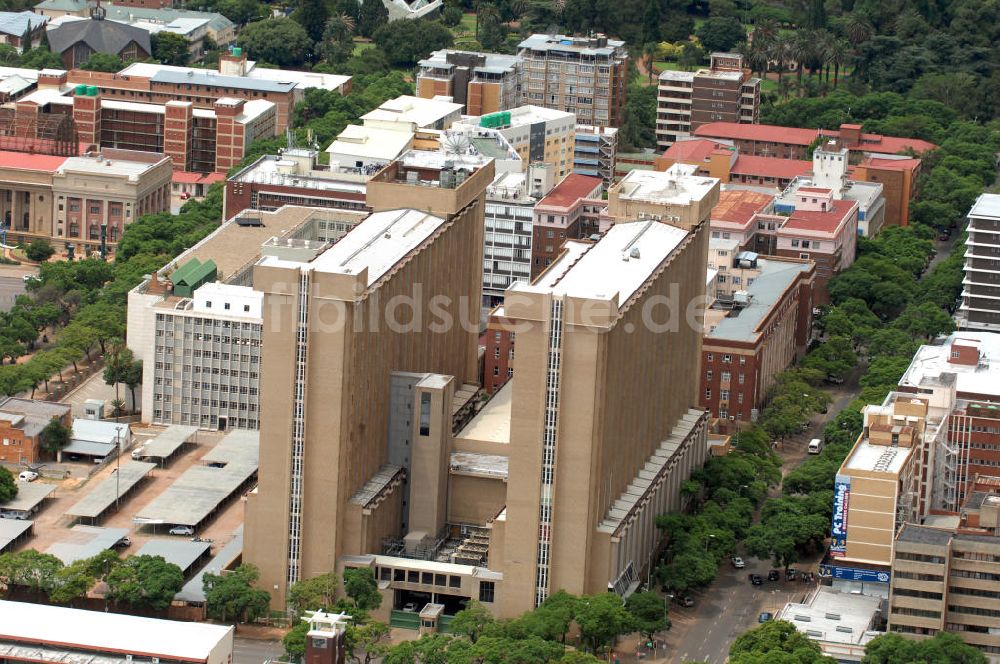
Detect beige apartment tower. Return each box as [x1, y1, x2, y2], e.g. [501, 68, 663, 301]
[244, 153, 493, 603]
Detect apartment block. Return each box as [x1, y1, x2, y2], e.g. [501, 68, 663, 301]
[694, 121, 936, 160]
[416, 50, 524, 116]
[709, 189, 776, 249]
[853, 155, 921, 229]
[896, 332, 1000, 516]
[452, 105, 577, 180]
[128, 205, 369, 427]
[792, 140, 885, 237]
[573, 124, 617, 188]
[517, 34, 629, 128]
[826, 395, 924, 590]
[701, 253, 815, 430]
[530, 172, 603, 279]
[889, 522, 1000, 659]
[958, 194, 1000, 332]
[0, 147, 170, 249]
[607, 164, 721, 231]
[656, 52, 760, 151]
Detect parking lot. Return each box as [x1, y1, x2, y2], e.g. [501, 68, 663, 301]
[24, 428, 248, 558]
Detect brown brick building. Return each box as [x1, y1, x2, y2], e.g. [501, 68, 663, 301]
[854, 155, 921, 228]
[0, 398, 71, 465]
[529, 173, 603, 279]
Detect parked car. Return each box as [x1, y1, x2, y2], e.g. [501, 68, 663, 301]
[767, 569, 780, 582]
[21, 274, 38, 283]
[758, 612, 773, 623]
[131, 447, 145, 460]
[676, 596, 694, 607]
[402, 602, 418, 612]
[168, 525, 194, 536]
[731, 556, 745, 569]
[824, 374, 845, 385]
[749, 573, 763, 586]
[786, 568, 798, 581]
[17, 471, 38, 482]
[114, 537, 131, 548]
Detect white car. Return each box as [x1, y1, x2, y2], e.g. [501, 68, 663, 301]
[169, 525, 194, 536]
[402, 602, 418, 612]
[731, 556, 746, 569]
[130, 447, 145, 460]
[17, 471, 38, 482]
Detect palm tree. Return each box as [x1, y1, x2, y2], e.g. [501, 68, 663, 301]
[790, 31, 814, 89]
[845, 13, 873, 46]
[827, 38, 849, 88]
[769, 34, 793, 95]
[324, 13, 355, 42]
[751, 18, 778, 48]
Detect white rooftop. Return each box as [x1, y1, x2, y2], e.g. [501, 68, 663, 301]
[616, 165, 718, 206]
[361, 95, 463, 129]
[516, 220, 689, 306]
[263, 209, 447, 287]
[0, 599, 232, 659]
[899, 332, 1000, 398]
[72, 419, 127, 445]
[326, 124, 413, 161]
[970, 193, 1000, 219]
[59, 153, 164, 179]
[120, 61, 351, 92]
[455, 381, 512, 444]
[778, 588, 882, 647]
[843, 439, 912, 475]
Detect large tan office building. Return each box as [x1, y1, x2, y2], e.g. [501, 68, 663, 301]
[242, 153, 720, 619]
[245, 151, 493, 603]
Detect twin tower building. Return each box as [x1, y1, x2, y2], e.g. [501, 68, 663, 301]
[243, 151, 722, 619]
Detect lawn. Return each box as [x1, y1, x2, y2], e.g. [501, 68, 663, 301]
[352, 40, 374, 56]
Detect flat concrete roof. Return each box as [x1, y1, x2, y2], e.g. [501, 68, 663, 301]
[707, 259, 813, 343]
[899, 332, 1000, 399]
[455, 381, 511, 444]
[778, 587, 881, 647]
[843, 440, 912, 475]
[175, 525, 243, 603]
[518, 220, 689, 305]
[1, 482, 54, 513]
[449, 452, 508, 479]
[46, 525, 129, 564]
[135, 539, 211, 574]
[0, 600, 233, 660]
[970, 192, 1000, 220]
[615, 166, 718, 206]
[65, 461, 156, 520]
[134, 430, 258, 527]
[139, 425, 198, 459]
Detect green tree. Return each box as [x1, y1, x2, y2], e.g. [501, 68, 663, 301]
[283, 621, 309, 660]
[625, 590, 668, 640]
[40, 418, 71, 455]
[450, 600, 496, 643]
[203, 564, 271, 623]
[103, 341, 134, 407]
[477, 3, 507, 51]
[24, 238, 54, 263]
[289, 571, 339, 613]
[620, 84, 656, 149]
[19, 46, 63, 69]
[730, 620, 834, 663]
[346, 621, 390, 664]
[49, 558, 97, 605]
[294, 0, 329, 43]
[0, 467, 15, 502]
[695, 17, 746, 53]
[802, 335, 857, 379]
[343, 567, 381, 611]
[357, 0, 388, 38]
[81, 52, 125, 72]
[106, 554, 184, 612]
[575, 593, 634, 653]
[0, 550, 64, 600]
[863, 632, 986, 664]
[238, 18, 313, 67]
[372, 19, 453, 67]
[152, 32, 191, 65]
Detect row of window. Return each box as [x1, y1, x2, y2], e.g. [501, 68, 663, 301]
[705, 353, 747, 365]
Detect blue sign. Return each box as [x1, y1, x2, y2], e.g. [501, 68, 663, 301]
[821, 565, 891, 584]
[830, 475, 851, 557]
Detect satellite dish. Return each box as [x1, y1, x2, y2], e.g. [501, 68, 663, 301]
[442, 133, 472, 157]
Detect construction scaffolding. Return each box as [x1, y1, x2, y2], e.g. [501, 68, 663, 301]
[0, 107, 79, 156]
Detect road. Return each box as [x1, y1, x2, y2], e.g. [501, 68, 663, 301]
[233, 637, 284, 664]
[656, 377, 862, 663]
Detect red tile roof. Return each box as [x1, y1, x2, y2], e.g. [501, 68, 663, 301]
[537, 173, 602, 209]
[0, 151, 68, 172]
[730, 155, 811, 180]
[694, 122, 821, 146]
[823, 131, 936, 155]
[711, 189, 774, 226]
[783, 199, 857, 234]
[662, 138, 725, 163]
[173, 171, 226, 184]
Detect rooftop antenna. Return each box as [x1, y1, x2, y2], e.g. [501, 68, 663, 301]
[285, 127, 295, 150]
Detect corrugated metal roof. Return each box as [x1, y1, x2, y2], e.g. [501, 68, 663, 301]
[150, 69, 295, 93]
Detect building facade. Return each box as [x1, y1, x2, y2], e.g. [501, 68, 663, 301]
[700, 255, 815, 430]
[958, 194, 1000, 332]
[573, 124, 617, 188]
[517, 34, 629, 128]
[656, 52, 760, 151]
[416, 50, 524, 116]
[529, 172, 603, 279]
[0, 147, 171, 248]
[0, 398, 71, 464]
